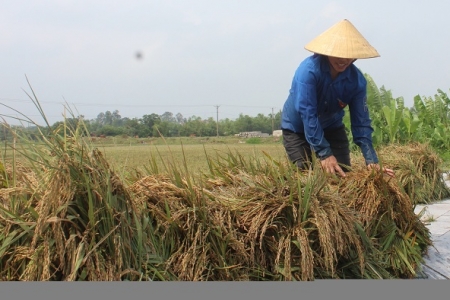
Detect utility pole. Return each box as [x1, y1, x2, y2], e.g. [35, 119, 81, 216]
[271, 107, 275, 134]
[215, 105, 220, 137]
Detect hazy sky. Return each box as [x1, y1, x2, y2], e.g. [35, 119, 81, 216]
[1, 0, 449, 125]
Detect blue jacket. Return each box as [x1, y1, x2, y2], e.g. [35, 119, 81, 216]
[281, 54, 378, 164]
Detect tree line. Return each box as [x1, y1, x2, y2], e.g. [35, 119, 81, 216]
[2, 73, 450, 158]
[86, 110, 282, 138]
[0, 110, 282, 140]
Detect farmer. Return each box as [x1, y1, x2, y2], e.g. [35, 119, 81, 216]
[280, 19, 394, 177]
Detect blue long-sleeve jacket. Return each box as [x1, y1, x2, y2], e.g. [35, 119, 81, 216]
[281, 54, 378, 165]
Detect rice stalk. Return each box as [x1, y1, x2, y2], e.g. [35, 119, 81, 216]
[0, 82, 171, 280]
[353, 143, 450, 204]
[0, 83, 440, 280]
[338, 168, 431, 278]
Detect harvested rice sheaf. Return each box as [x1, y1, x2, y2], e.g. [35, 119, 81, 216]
[0, 146, 168, 281]
[0, 162, 38, 206]
[129, 175, 253, 281]
[129, 168, 388, 280]
[128, 145, 436, 280]
[0, 139, 439, 281]
[336, 167, 432, 278]
[352, 142, 450, 204]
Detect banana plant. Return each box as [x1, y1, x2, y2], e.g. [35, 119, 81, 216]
[411, 90, 450, 150]
[381, 98, 404, 144]
[364, 74, 389, 145]
[401, 109, 422, 143]
[435, 89, 450, 126]
[431, 121, 450, 150]
[365, 73, 383, 112]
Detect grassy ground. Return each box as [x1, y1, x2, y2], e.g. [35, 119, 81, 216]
[0, 136, 287, 175]
[100, 140, 287, 175]
[2, 135, 449, 175]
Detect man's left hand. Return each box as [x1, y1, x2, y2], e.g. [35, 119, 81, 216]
[367, 163, 395, 178]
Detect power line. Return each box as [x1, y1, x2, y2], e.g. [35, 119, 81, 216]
[1, 98, 281, 127]
[0, 98, 278, 110]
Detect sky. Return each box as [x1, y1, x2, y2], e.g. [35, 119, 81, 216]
[1, 0, 449, 126]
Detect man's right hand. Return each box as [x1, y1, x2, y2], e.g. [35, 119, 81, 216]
[320, 155, 346, 177]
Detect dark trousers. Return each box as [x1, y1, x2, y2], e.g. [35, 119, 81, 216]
[282, 126, 351, 171]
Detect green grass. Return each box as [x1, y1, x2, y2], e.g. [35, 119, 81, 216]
[1, 137, 287, 176]
[101, 143, 287, 175]
[438, 151, 450, 171]
[91, 135, 282, 146]
[3, 135, 450, 176]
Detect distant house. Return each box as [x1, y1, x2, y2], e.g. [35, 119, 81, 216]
[272, 130, 282, 137]
[235, 131, 270, 138]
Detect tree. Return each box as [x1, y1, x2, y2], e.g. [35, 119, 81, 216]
[141, 114, 161, 136]
[160, 111, 176, 123]
[219, 118, 235, 135]
[112, 110, 122, 126]
[123, 117, 148, 137]
[176, 113, 185, 125]
[203, 117, 217, 136]
[104, 111, 113, 126]
[182, 116, 206, 136]
[96, 112, 105, 125]
[234, 114, 254, 132]
[97, 125, 124, 136]
[153, 121, 180, 137]
[252, 113, 272, 134]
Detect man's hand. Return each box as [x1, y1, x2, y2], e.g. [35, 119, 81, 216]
[320, 155, 346, 177]
[367, 163, 395, 178]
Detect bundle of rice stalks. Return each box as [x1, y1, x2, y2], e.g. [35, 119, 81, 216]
[337, 168, 432, 278]
[0, 128, 171, 280]
[0, 162, 38, 206]
[0, 161, 7, 188]
[0, 162, 38, 281]
[129, 163, 386, 281]
[366, 143, 449, 204]
[129, 174, 252, 281]
[199, 152, 392, 280]
[1, 91, 170, 280]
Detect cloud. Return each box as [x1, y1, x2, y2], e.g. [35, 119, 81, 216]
[218, 12, 291, 35]
[320, 2, 341, 18]
[181, 9, 203, 26]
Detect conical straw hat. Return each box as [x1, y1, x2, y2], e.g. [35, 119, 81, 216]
[304, 19, 379, 59]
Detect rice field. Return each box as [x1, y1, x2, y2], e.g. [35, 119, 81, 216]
[1, 135, 287, 173]
[100, 142, 287, 175]
[1, 115, 450, 281]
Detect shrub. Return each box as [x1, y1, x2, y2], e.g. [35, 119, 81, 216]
[246, 137, 261, 144]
